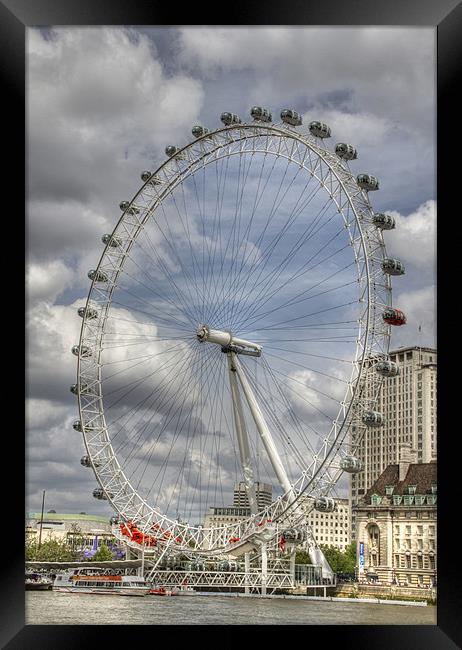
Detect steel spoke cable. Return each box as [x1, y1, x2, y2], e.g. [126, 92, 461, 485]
[108, 345, 202, 449]
[211, 153, 308, 327]
[209, 146, 296, 326]
[136, 344, 212, 503]
[223, 169, 326, 325]
[111, 285, 192, 331]
[225, 191, 334, 330]
[109, 300, 192, 333]
[121, 245, 199, 324]
[237, 271, 358, 334]
[231, 205, 344, 330]
[236, 240, 355, 330]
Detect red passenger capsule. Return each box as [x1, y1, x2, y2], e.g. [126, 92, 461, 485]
[382, 308, 406, 326]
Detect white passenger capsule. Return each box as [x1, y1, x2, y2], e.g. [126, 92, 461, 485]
[220, 112, 242, 126]
[280, 109, 302, 126]
[381, 258, 405, 276]
[71, 345, 92, 358]
[77, 306, 98, 319]
[375, 360, 400, 377]
[250, 106, 272, 122]
[191, 125, 210, 138]
[119, 201, 140, 214]
[140, 171, 163, 185]
[88, 269, 109, 282]
[314, 497, 336, 512]
[93, 488, 112, 500]
[372, 213, 395, 230]
[357, 174, 379, 191]
[70, 383, 89, 395]
[73, 420, 83, 432]
[335, 143, 358, 160]
[81, 455, 101, 468]
[309, 121, 331, 138]
[362, 410, 384, 427]
[281, 528, 306, 543]
[340, 456, 363, 473]
[101, 234, 122, 248]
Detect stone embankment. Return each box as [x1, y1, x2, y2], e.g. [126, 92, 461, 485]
[327, 583, 436, 604]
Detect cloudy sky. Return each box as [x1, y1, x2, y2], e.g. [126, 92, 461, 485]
[26, 26, 436, 519]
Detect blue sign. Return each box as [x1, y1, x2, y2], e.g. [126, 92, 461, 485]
[359, 542, 365, 571]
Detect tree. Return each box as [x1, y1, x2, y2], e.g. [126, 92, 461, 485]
[26, 537, 75, 562]
[91, 543, 113, 562]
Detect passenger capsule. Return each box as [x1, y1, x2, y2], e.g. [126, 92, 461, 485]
[73, 420, 83, 432]
[191, 125, 210, 138]
[335, 143, 358, 160]
[220, 112, 242, 126]
[93, 488, 112, 500]
[375, 360, 400, 377]
[88, 269, 109, 283]
[382, 308, 407, 326]
[110, 515, 120, 525]
[362, 410, 384, 427]
[70, 383, 89, 395]
[218, 560, 238, 572]
[314, 497, 336, 512]
[357, 174, 379, 191]
[340, 456, 363, 473]
[119, 201, 140, 214]
[250, 106, 272, 122]
[280, 109, 302, 126]
[80, 455, 101, 468]
[309, 121, 331, 138]
[372, 213, 395, 230]
[381, 258, 405, 276]
[281, 528, 306, 543]
[77, 306, 98, 320]
[71, 345, 92, 358]
[101, 234, 122, 248]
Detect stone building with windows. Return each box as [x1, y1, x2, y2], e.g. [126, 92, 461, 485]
[351, 346, 437, 537]
[304, 497, 351, 551]
[354, 446, 437, 587]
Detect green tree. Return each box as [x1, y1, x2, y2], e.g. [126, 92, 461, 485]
[342, 541, 356, 574]
[91, 543, 113, 562]
[26, 537, 74, 562]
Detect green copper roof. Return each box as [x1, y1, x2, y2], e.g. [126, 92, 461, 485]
[26, 512, 110, 523]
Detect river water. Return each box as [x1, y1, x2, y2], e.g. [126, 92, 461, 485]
[26, 592, 436, 625]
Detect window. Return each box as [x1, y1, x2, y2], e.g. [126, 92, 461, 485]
[408, 485, 417, 495]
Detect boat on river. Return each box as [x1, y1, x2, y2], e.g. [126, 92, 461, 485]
[53, 569, 149, 596]
[25, 572, 53, 591]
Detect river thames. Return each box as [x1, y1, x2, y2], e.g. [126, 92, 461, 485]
[26, 592, 436, 625]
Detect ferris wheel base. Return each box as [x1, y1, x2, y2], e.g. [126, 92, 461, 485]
[309, 546, 335, 581]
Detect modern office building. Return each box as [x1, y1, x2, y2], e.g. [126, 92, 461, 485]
[350, 346, 437, 536]
[354, 447, 437, 587]
[233, 482, 272, 509]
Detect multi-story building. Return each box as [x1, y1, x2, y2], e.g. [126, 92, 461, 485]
[305, 497, 351, 551]
[350, 346, 437, 536]
[354, 446, 437, 587]
[233, 482, 272, 509]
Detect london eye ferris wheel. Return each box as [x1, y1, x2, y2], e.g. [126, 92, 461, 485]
[71, 106, 406, 574]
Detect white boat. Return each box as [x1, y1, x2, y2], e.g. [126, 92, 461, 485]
[53, 569, 149, 596]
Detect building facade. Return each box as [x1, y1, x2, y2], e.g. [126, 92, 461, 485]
[26, 512, 114, 551]
[354, 449, 437, 587]
[233, 482, 272, 509]
[351, 346, 437, 536]
[305, 497, 351, 552]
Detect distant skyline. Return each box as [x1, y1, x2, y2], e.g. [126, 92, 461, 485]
[27, 26, 436, 515]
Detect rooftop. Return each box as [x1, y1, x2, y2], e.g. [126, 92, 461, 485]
[363, 462, 437, 501]
[26, 512, 110, 523]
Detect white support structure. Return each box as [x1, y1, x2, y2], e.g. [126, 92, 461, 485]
[227, 353, 258, 515]
[232, 353, 296, 502]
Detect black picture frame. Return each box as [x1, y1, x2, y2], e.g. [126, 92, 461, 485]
[5, 0, 460, 645]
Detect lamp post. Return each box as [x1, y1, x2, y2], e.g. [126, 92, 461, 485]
[38, 490, 46, 550]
